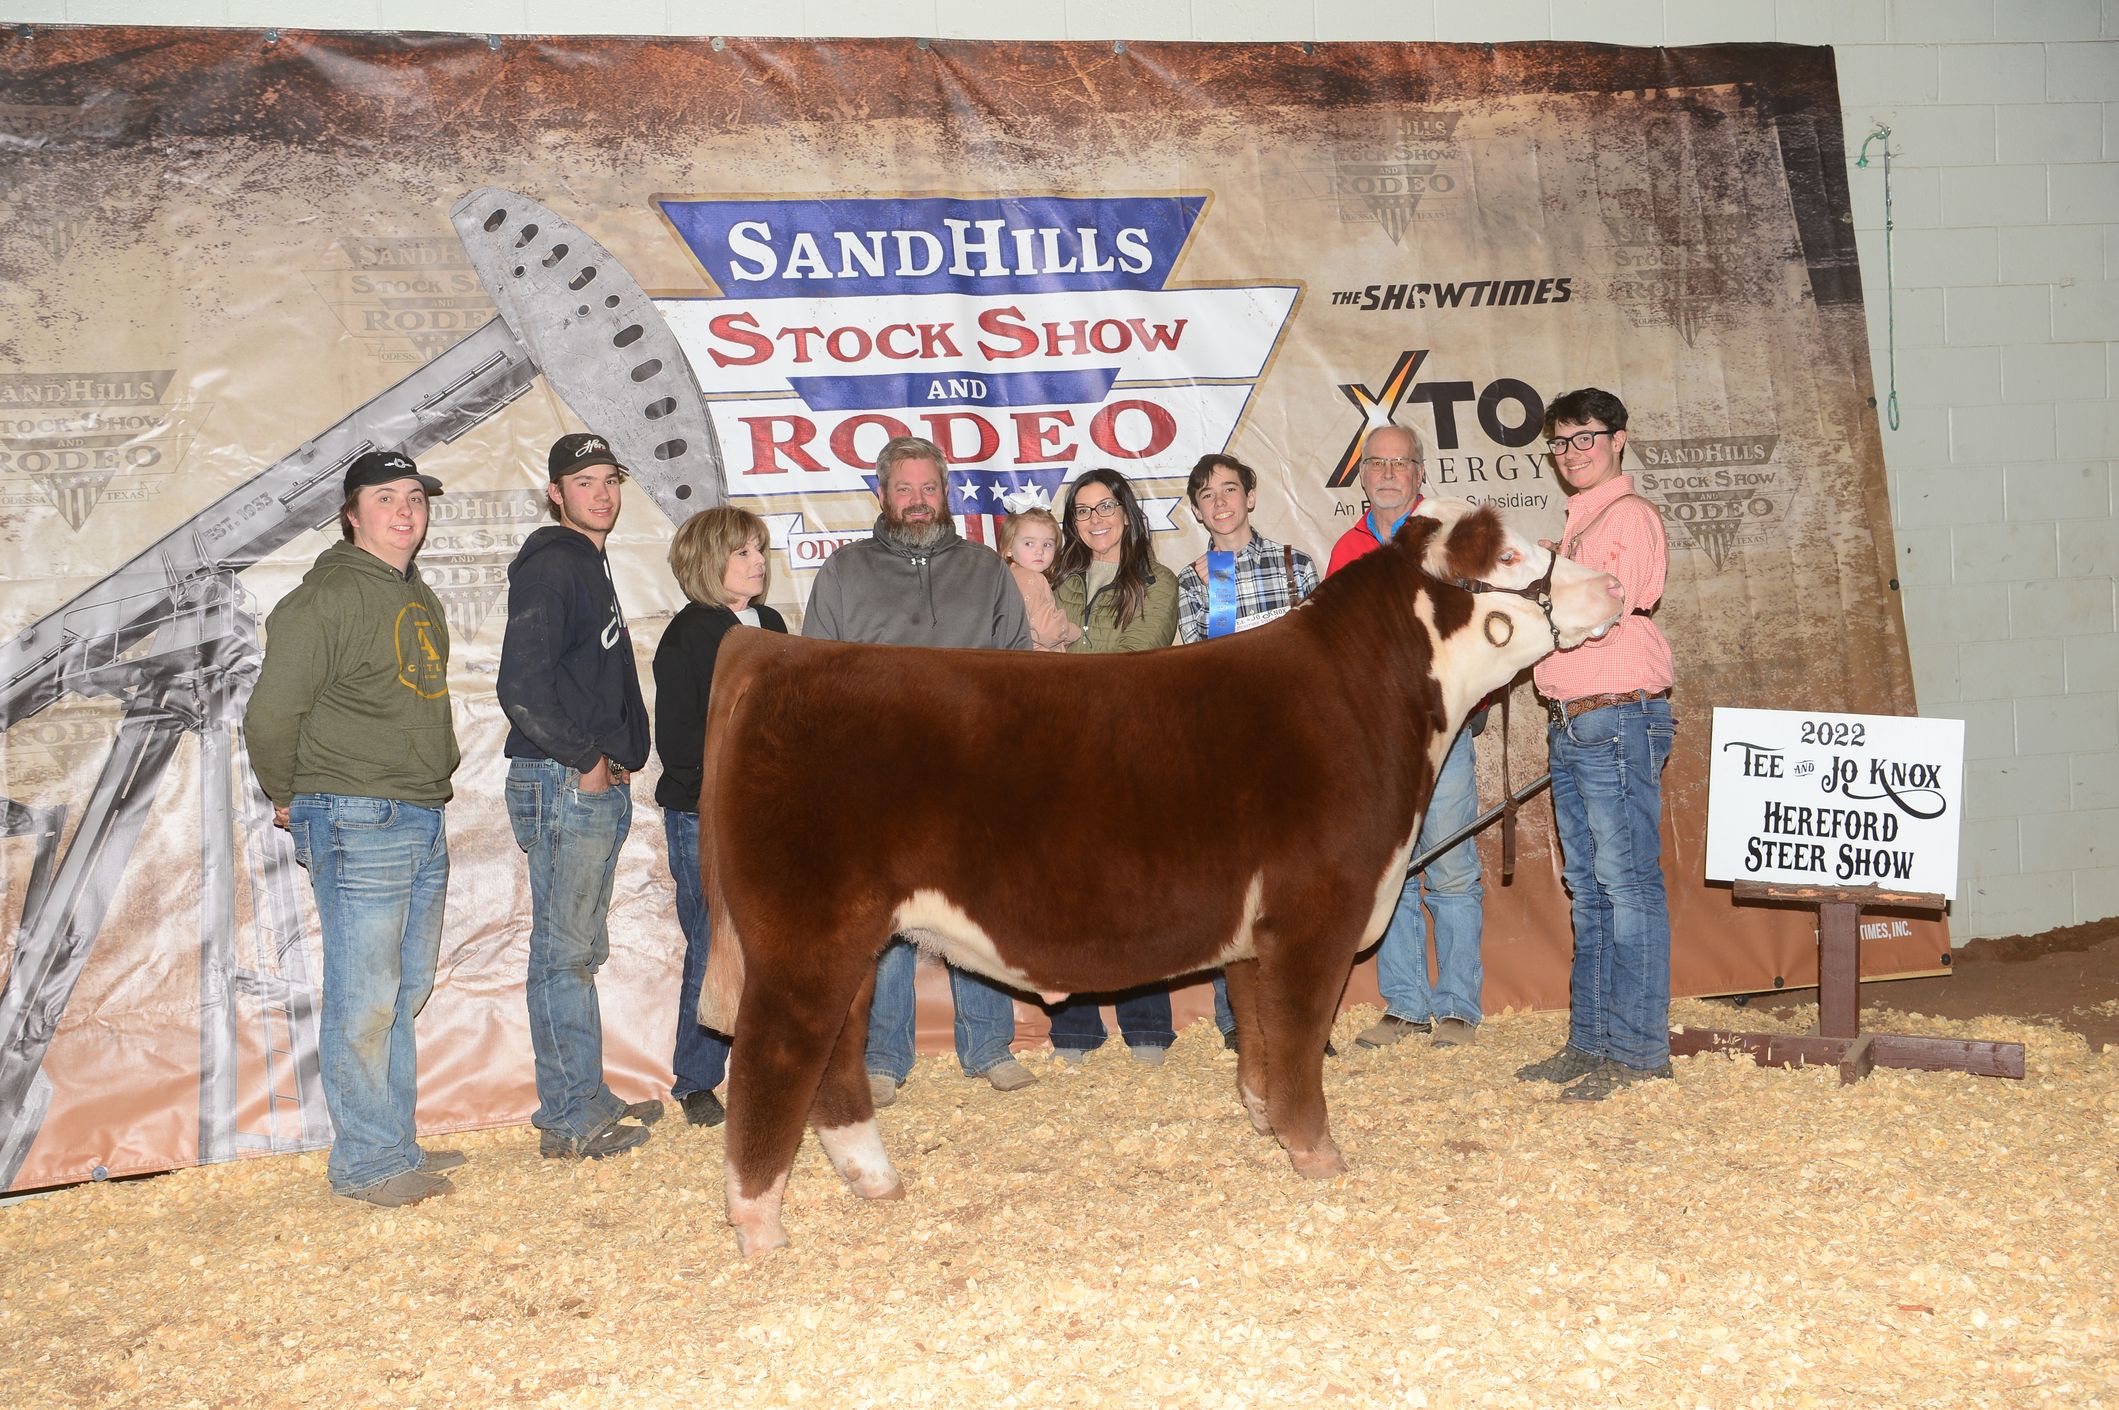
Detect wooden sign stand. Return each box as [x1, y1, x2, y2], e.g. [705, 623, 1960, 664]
[1669, 881, 2025, 1083]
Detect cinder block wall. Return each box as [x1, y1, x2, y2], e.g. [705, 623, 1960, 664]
[9, 0, 2114, 939]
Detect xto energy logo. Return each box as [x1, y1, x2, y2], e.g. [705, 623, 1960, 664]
[1326, 350, 1554, 510]
[655, 195, 1298, 564]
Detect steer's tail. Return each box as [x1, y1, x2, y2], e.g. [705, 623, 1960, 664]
[694, 667, 753, 1035]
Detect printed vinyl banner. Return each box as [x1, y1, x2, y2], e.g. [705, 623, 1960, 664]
[0, 30, 1934, 1189]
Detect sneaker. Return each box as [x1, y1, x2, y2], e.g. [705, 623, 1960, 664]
[1514, 1045, 1602, 1084]
[1431, 1017, 1478, 1048]
[539, 1118, 651, 1160]
[984, 1057, 1038, 1091]
[1127, 1044, 1168, 1068]
[1354, 1015, 1431, 1049]
[417, 1148, 467, 1174]
[1560, 1059, 1675, 1103]
[868, 1073, 899, 1108]
[339, 1169, 453, 1207]
[621, 1099, 664, 1127]
[680, 1090, 726, 1127]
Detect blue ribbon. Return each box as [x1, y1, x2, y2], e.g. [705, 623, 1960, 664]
[1205, 550, 1238, 638]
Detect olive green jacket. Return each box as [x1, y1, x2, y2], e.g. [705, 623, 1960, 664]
[1054, 557, 1180, 654]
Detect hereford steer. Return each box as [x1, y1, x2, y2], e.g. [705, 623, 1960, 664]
[697, 501, 1625, 1254]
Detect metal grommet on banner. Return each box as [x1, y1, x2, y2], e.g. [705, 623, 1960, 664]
[711, 36, 725, 51]
[262, 28, 279, 46]
[486, 33, 502, 51]
[917, 37, 930, 51]
[1113, 40, 1126, 54]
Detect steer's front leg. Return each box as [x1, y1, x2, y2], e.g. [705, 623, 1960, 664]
[1256, 925, 1353, 1180]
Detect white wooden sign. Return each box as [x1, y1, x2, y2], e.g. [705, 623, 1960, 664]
[1705, 708, 1965, 898]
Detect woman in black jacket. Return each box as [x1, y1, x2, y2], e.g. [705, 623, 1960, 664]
[654, 504, 786, 1126]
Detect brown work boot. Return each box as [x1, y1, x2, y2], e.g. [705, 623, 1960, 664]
[338, 1169, 454, 1207]
[1431, 1017, 1478, 1048]
[868, 1073, 899, 1108]
[984, 1057, 1038, 1091]
[1354, 1015, 1431, 1048]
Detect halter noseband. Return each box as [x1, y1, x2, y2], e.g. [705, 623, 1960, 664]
[1440, 542, 1563, 887]
[1452, 543, 1562, 653]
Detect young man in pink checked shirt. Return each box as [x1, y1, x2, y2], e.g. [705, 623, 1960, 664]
[1516, 388, 1679, 1102]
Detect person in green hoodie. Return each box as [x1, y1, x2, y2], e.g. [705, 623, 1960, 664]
[244, 449, 463, 1208]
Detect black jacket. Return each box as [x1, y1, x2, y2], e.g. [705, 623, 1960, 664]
[652, 601, 787, 812]
[497, 525, 650, 772]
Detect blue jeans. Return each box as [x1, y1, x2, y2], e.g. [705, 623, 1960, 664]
[506, 757, 631, 1139]
[288, 794, 447, 1194]
[1212, 974, 1236, 1037]
[866, 940, 1022, 1082]
[1047, 989, 1176, 1052]
[663, 809, 730, 1098]
[1376, 727, 1485, 1026]
[1547, 696, 1676, 1069]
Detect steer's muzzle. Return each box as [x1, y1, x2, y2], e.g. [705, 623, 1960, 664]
[1548, 563, 1628, 649]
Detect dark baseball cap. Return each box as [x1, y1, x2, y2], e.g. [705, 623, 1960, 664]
[548, 432, 628, 480]
[344, 449, 442, 496]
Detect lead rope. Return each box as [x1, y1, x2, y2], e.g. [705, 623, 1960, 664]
[1499, 690, 1518, 883]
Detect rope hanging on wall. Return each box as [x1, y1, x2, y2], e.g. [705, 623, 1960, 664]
[1855, 124, 1901, 432]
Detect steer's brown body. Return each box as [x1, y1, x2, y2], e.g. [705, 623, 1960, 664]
[697, 503, 1623, 1253]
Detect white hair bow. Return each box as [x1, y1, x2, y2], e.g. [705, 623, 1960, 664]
[1000, 484, 1052, 514]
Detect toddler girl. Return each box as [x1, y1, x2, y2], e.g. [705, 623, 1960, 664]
[999, 503, 1081, 652]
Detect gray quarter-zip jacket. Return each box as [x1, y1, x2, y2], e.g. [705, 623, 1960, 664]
[802, 515, 1030, 650]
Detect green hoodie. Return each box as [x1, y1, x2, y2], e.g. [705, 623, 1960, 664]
[244, 541, 461, 807]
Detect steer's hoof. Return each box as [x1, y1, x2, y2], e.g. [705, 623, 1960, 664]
[853, 1175, 906, 1201]
[1288, 1145, 1348, 1180]
[733, 1222, 790, 1257]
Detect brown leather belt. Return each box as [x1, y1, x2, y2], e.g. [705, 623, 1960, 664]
[1549, 688, 1671, 722]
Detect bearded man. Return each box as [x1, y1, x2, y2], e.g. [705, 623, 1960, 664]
[802, 435, 1035, 1100]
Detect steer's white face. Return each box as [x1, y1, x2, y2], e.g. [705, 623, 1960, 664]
[1412, 499, 1624, 651]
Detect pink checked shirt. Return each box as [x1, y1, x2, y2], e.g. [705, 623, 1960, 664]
[1533, 473, 1675, 702]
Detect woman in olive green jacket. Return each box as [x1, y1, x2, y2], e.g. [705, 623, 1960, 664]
[1052, 468, 1180, 654]
[1047, 468, 1180, 1062]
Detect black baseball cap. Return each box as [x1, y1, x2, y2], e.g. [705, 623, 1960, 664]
[548, 432, 628, 480]
[344, 449, 442, 496]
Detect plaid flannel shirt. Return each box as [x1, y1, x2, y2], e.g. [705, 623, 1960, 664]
[1176, 533, 1321, 644]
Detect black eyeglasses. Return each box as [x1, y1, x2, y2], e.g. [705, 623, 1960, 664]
[1545, 429, 1616, 455]
[1072, 500, 1122, 521]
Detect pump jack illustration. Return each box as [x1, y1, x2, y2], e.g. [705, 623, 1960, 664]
[0, 188, 726, 1188]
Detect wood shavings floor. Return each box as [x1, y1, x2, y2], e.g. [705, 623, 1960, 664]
[6, 1004, 2114, 1409]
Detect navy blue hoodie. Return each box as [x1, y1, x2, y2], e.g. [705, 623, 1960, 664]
[497, 524, 650, 772]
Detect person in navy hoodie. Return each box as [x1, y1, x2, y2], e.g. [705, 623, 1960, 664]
[652, 505, 787, 1127]
[498, 432, 660, 1161]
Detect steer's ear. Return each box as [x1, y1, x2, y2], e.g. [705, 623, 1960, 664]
[1439, 505, 1504, 581]
[1392, 514, 1443, 564]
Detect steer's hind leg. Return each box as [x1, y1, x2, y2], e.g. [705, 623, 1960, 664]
[1221, 959, 1272, 1136]
[723, 956, 870, 1256]
[1257, 925, 1356, 1180]
[811, 967, 904, 1202]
